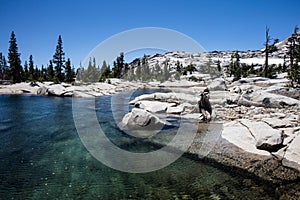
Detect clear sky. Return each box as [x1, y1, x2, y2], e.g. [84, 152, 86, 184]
[1, 0, 300, 68]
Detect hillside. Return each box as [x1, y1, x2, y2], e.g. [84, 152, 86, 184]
[127, 32, 296, 80]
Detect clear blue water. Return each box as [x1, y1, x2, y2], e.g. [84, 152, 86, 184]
[0, 92, 278, 199]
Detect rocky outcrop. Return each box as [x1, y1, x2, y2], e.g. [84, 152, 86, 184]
[221, 121, 271, 155]
[238, 119, 283, 152]
[119, 108, 171, 138]
[282, 132, 300, 171]
[238, 91, 300, 108]
[207, 78, 227, 91]
[37, 86, 48, 96]
[134, 100, 176, 113]
[0, 80, 153, 97]
[121, 83, 300, 182]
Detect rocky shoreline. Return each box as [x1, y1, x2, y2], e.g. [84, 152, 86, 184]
[0, 79, 158, 97]
[118, 76, 300, 185]
[1, 77, 300, 185]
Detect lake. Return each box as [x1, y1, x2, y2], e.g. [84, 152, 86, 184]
[0, 91, 278, 199]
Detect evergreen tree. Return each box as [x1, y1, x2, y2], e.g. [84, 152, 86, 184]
[163, 61, 170, 81]
[99, 60, 111, 82]
[47, 60, 54, 81]
[228, 51, 241, 81]
[141, 55, 150, 81]
[82, 57, 100, 82]
[217, 60, 221, 72]
[135, 60, 141, 80]
[28, 55, 35, 81]
[41, 65, 47, 81]
[23, 61, 29, 81]
[65, 58, 73, 82]
[0, 53, 8, 80]
[34, 66, 40, 81]
[176, 60, 182, 73]
[112, 52, 125, 78]
[287, 26, 300, 86]
[53, 35, 65, 83]
[8, 31, 22, 83]
[263, 27, 279, 78]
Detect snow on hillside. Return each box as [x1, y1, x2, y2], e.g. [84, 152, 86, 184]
[127, 33, 294, 76]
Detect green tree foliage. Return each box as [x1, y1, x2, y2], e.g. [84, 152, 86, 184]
[263, 27, 279, 78]
[228, 51, 241, 81]
[152, 62, 163, 82]
[176, 60, 183, 73]
[141, 55, 150, 81]
[23, 61, 29, 81]
[47, 60, 54, 81]
[217, 60, 221, 72]
[163, 61, 171, 81]
[64, 58, 74, 82]
[183, 63, 197, 75]
[82, 57, 101, 82]
[34, 66, 40, 81]
[99, 60, 111, 82]
[287, 26, 300, 86]
[135, 59, 141, 80]
[40, 65, 47, 81]
[53, 35, 65, 83]
[28, 55, 35, 81]
[0, 53, 8, 80]
[112, 52, 125, 78]
[8, 31, 22, 83]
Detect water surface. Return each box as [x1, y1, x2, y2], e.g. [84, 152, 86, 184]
[0, 92, 278, 199]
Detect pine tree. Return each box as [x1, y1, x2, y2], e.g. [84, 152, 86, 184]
[41, 65, 47, 81]
[23, 61, 29, 81]
[0, 53, 8, 80]
[47, 60, 54, 81]
[287, 26, 300, 86]
[112, 52, 125, 78]
[8, 31, 22, 83]
[53, 35, 65, 83]
[28, 55, 35, 81]
[228, 51, 241, 81]
[64, 58, 73, 82]
[163, 61, 170, 81]
[217, 60, 221, 72]
[141, 55, 150, 81]
[176, 60, 183, 74]
[135, 60, 141, 80]
[34, 66, 40, 81]
[99, 60, 111, 82]
[287, 26, 299, 71]
[263, 27, 279, 78]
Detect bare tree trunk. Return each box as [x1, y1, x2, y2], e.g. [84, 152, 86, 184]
[264, 27, 269, 78]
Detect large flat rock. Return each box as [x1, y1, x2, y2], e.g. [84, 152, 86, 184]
[283, 132, 300, 171]
[222, 121, 270, 156]
[134, 100, 176, 113]
[239, 119, 283, 152]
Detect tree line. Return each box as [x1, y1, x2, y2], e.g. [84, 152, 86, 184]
[0, 32, 75, 83]
[226, 26, 300, 87]
[1, 27, 299, 87]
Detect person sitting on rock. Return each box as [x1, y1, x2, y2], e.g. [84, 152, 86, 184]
[198, 88, 212, 121]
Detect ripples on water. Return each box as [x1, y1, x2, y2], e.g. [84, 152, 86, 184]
[0, 92, 278, 199]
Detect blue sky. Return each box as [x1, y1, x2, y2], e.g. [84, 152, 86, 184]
[1, 0, 300, 68]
